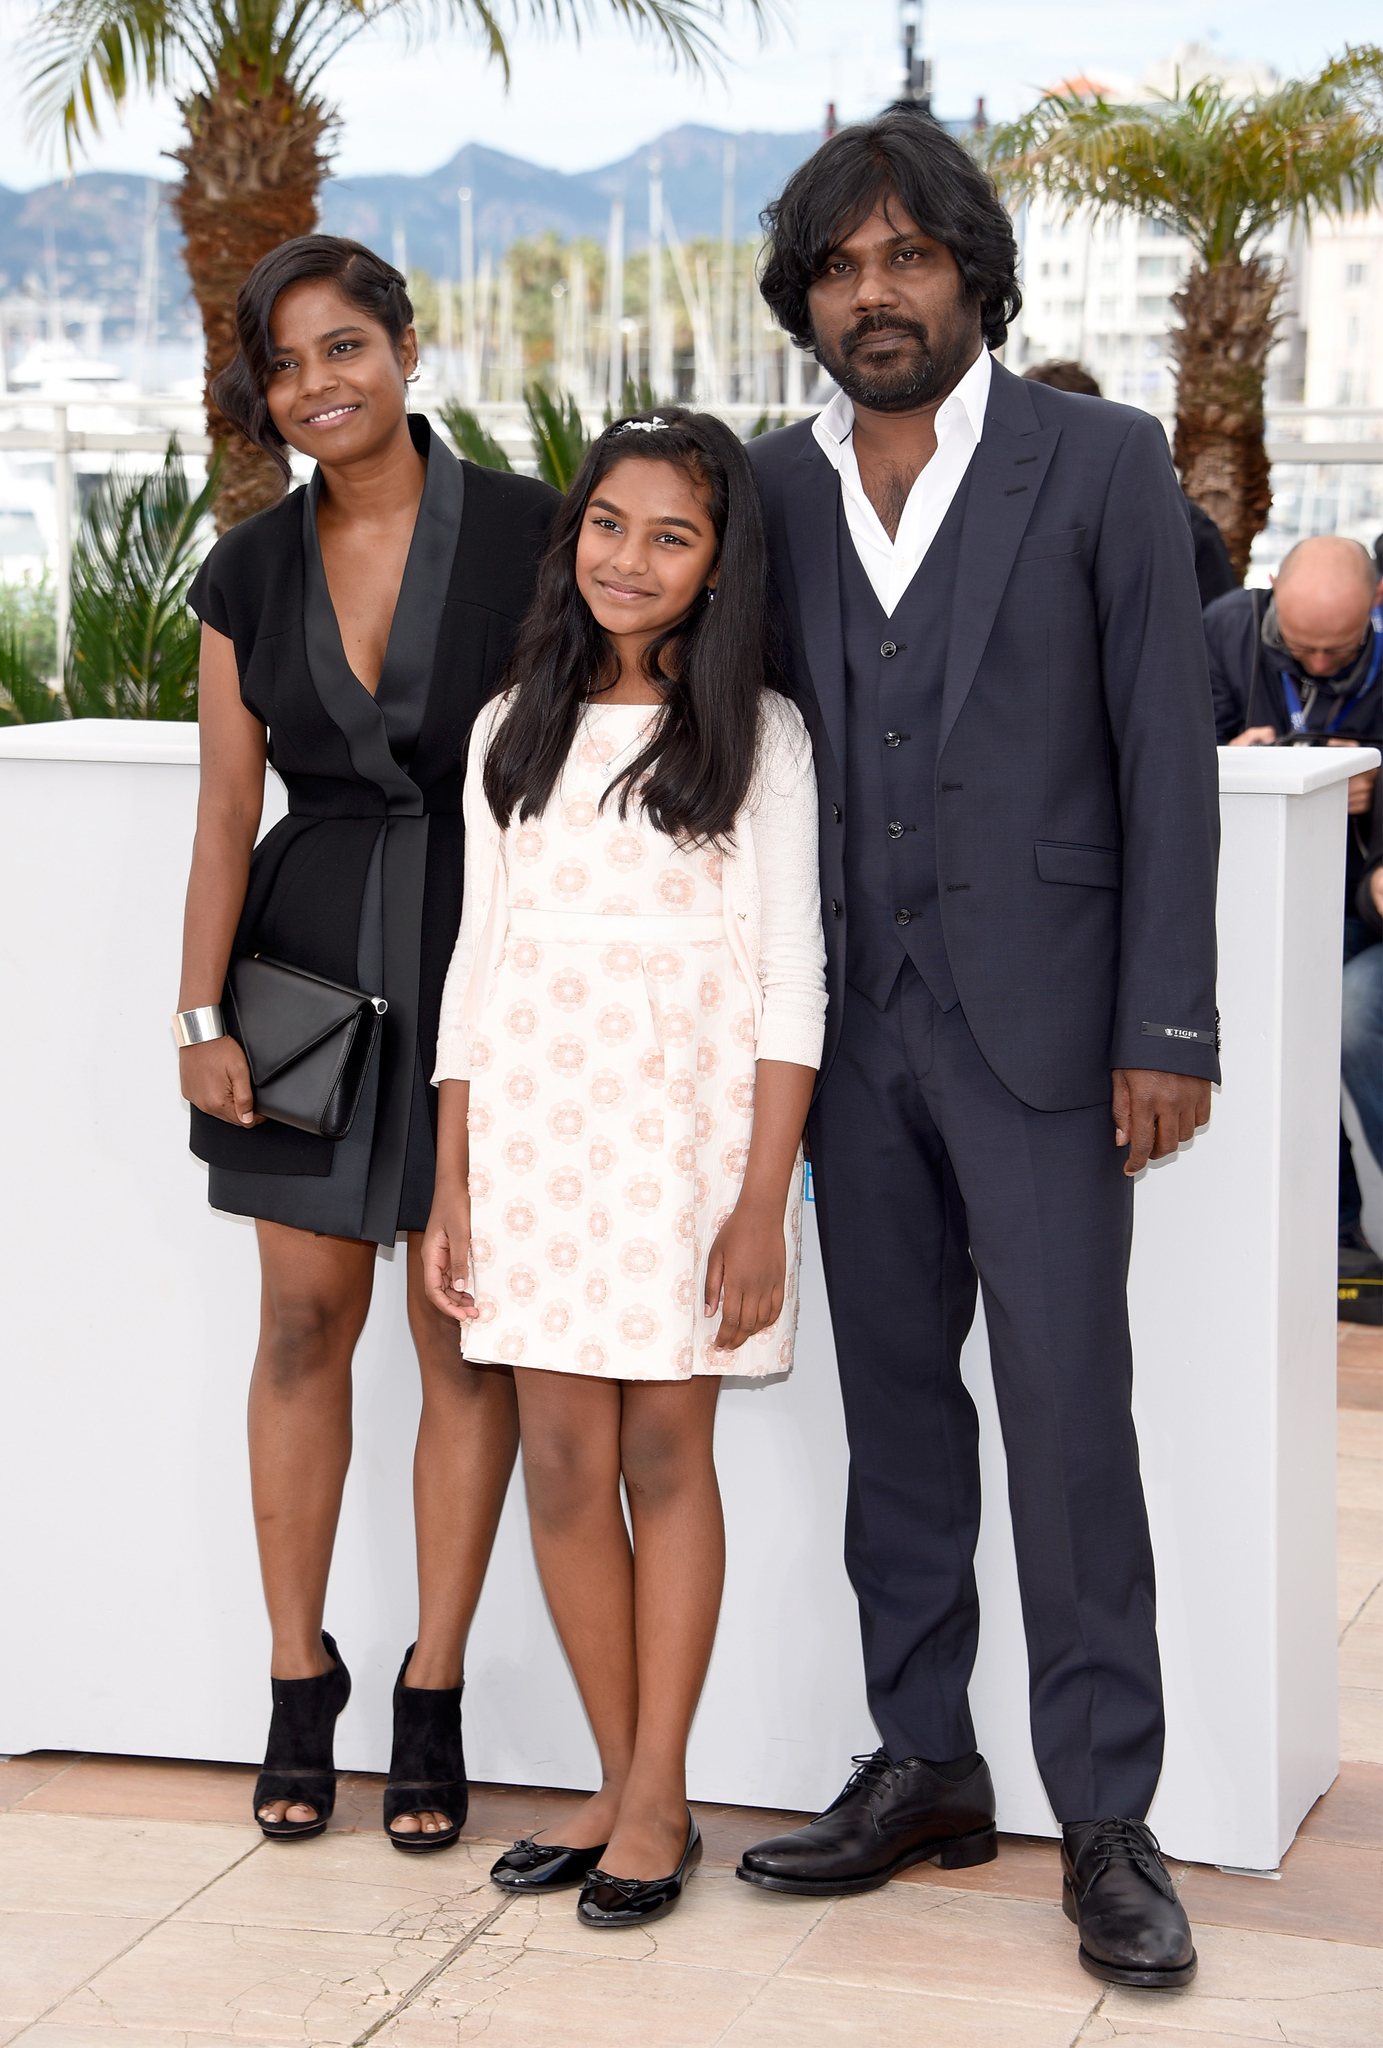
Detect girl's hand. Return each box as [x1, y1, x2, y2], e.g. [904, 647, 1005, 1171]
[705, 1195, 786, 1351]
[179, 1037, 262, 1127]
[423, 1190, 479, 1322]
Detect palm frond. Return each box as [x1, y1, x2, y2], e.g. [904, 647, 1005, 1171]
[987, 47, 1383, 266]
[23, 0, 191, 156]
[607, 373, 656, 421]
[66, 440, 221, 719]
[437, 400, 514, 469]
[26, 0, 773, 158]
[525, 383, 591, 491]
[505, 1, 773, 76]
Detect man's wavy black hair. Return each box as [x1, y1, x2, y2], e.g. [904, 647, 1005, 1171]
[213, 236, 414, 482]
[759, 110, 1021, 353]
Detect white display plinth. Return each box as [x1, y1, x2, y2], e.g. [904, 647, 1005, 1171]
[1, 723, 1371, 1872]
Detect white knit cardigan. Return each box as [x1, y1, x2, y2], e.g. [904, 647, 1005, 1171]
[432, 689, 827, 1084]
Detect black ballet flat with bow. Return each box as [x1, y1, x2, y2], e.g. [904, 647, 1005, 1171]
[254, 1631, 351, 1842]
[576, 1813, 702, 1928]
[490, 1835, 610, 1893]
[384, 1644, 467, 1855]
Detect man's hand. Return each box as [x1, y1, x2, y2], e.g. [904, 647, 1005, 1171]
[1326, 738, 1378, 815]
[1111, 1069, 1212, 1176]
[1229, 726, 1278, 748]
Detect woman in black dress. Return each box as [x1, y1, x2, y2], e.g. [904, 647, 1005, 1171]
[175, 236, 557, 1848]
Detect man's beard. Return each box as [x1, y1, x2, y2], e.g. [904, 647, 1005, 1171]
[813, 309, 975, 414]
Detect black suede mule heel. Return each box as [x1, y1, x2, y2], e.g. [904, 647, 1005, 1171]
[384, 1645, 467, 1855]
[254, 1631, 351, 1842]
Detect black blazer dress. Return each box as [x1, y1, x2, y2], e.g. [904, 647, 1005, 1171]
[187, 414, 558, 1242]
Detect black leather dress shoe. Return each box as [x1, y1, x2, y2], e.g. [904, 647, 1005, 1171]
[1062, 1818, 1197, 1988]
[736, 1750, 997, 1897]
[490, 1836, 609, 1893]
[576, 1813, 702, 1927]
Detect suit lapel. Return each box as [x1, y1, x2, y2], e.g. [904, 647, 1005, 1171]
[938, 365, 1058, 759]
[783, 438, 847, 784]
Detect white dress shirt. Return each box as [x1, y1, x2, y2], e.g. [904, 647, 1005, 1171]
[812, 347, 992, 618]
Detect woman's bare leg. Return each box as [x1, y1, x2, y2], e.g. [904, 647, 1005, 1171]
[388, 1235, 521, 1837]
[249, 1219, 376, 1823]
[513, 1369, 638, 1850]
[602, 1375, 724, 1879]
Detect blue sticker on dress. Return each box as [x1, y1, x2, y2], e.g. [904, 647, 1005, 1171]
[804, 1160, 815, 1202]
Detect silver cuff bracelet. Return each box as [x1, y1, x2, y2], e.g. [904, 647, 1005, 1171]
[172, 1004, 225, 1048]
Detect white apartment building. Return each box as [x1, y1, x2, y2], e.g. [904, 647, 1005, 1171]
[1006, 206, 1199, 418]
[1298, 210, 1383, 414]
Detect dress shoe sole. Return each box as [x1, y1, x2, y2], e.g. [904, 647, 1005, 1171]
[1076, 1943, 1198, 1989]
[735, 1822, 998, 1897]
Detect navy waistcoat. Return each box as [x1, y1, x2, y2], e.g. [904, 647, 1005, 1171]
[840, 473, 972, 1009]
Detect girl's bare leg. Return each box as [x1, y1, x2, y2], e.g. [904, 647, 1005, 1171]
[388, 1235, 521, 1836]
[249, 1220, 376, 1823]
[513, 1368, 638, 1850]
[602, 1375, 724, 1879]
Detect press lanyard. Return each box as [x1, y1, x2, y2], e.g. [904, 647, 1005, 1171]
[1280, 609, 1383, 736]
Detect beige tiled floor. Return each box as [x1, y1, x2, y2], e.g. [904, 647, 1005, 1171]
[1, 1326, 1379, 2047]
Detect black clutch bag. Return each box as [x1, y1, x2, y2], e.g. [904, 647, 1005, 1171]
[224, 954, 387, 1140]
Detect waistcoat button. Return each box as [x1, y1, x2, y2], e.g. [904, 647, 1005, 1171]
[832, 802, 842, 822]
[894, 908, 912, 926]
[831, 899, 843, 917]
[880, 640, 897, 658]
[888, 820, 904, 840]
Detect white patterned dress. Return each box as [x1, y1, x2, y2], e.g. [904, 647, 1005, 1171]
[462, 703, 802, 1380]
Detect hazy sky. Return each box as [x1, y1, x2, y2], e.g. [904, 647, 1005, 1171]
[1, 0, 1378, 189]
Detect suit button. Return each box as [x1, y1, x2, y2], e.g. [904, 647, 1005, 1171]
[888, 820, 904, 840]
[894, 908, 912, 926]
[831, 899, 843, 917]
[885, 731, 902, 747]
[880, 640, 897, 658]
[832, 802, 842, 822]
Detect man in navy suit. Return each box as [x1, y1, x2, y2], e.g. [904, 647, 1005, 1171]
[736, 112, 1219, 1992]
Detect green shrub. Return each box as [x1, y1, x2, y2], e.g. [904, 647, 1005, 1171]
[66, 441, 220, 720]
[0, 573, 64, 723]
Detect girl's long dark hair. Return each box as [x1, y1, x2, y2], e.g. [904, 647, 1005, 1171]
[484, 408, 779, 846]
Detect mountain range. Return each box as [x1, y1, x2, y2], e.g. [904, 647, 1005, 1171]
[0, 124, 820, 336]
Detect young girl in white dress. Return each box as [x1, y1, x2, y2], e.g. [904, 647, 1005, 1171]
[425, 409, 825, 1927]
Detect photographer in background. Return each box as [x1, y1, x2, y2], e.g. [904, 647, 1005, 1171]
[1022, 360, 1238, 607]
[1205, 534, 1383, 1297]
[1342, 770, 1382, 1319]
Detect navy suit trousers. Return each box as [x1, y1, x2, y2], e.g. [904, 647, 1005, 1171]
[809, 963, 1164, 1823]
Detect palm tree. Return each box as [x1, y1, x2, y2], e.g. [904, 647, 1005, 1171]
[987, 48, 1383, 578]
[25, 2, 767, 532]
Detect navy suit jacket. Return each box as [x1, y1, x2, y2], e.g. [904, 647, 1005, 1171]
[748, 359, 1222, 1110]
